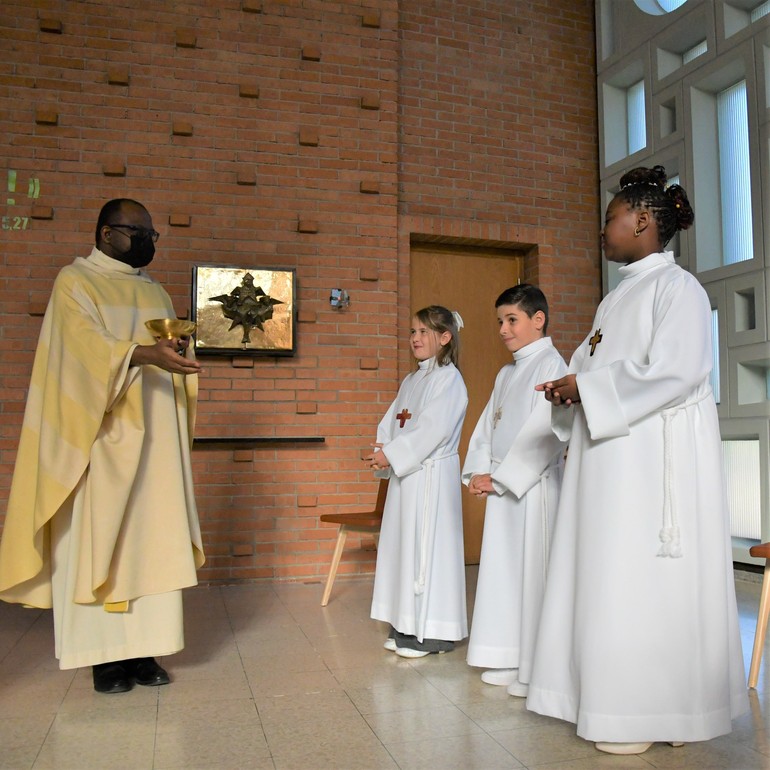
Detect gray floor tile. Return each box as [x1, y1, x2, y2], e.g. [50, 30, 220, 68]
[0, 569, 764, 769]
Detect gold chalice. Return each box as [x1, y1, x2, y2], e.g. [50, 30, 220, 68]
[145, 318, 197, 339]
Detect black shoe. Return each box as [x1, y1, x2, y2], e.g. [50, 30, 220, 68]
[393, 630, 455, 653]
[125, 657, 170, 686]
[93, 662, 133, 694]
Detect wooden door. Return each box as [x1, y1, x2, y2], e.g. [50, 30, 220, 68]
[410, 243, 523, 563]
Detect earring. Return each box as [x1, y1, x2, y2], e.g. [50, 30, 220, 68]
[634, 226, 641, 237]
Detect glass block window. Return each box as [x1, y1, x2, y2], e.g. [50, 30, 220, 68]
[718, 80, 753, 265]
[723, 439, 761, 540]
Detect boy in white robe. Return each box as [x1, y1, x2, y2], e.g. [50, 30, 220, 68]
[0, 199, 204, 694]
[463, 285, 566, 695]
[365, 306, 468, 657]
[527, 166, 749, 755]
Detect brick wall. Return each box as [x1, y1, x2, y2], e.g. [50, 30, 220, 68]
[397, 0, 600, 373]
[0, 0, 599, 585]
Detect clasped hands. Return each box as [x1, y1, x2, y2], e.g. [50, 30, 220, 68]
[363, 443, 390, 470]
[535, 373, 580, 406]
[468, 474, 496, 497]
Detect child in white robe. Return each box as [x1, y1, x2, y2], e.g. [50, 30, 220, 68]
[366, 305, 468, 658]
[463, 285, 566, 696]
[528, 165, 749, 755]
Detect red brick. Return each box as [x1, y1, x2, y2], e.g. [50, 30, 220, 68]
[39, 18, 62, 34]
[107, 67, 130, 86]
[102, 160, 126, 176]
[35, 108, 58, 125]
[175, 29, 197, 49]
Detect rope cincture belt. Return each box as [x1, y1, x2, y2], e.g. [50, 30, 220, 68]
[658, 388, 711, 559]
[414, 452, 457, 595]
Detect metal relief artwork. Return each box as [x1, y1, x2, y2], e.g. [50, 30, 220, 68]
[192, 266, 296, 355]
[209, 273, 284, 344]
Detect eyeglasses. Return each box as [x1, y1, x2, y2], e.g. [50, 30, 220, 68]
[107, 223, 160, 243]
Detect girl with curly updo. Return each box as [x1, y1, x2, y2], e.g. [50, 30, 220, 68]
[526, 166, 748, 754]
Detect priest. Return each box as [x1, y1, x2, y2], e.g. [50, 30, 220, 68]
[0, 198, 205, 693]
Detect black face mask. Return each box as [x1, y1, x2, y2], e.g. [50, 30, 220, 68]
[119, 233, 155, 268]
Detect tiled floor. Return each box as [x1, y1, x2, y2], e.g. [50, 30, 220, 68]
[1, 568, 769, 770]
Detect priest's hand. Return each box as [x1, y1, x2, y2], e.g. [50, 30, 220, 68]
[468, 474, 495, 497]
[536, 374, 580, 406]
[363, 443, 390, 470]
[131, 339, 202, 375]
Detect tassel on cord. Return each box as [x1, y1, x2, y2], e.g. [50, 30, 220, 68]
[658, 525, 682, 558]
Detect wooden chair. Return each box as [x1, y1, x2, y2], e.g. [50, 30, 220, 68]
[319, 479, 388, 606]
[748, 542, 770, 688]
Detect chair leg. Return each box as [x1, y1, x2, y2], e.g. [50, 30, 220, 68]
[749, 562, 770, 688]
[321, 526, 349, 607]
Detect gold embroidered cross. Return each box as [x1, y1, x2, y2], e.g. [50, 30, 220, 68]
[396, 408, 412, 428]
[589, 328, 603, 356]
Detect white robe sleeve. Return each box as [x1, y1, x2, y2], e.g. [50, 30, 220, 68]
[373, 398, 399, 479]
[493, 356, 567, 497]
[547, 341, 588, 442]
[577, 273, 713, 440]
